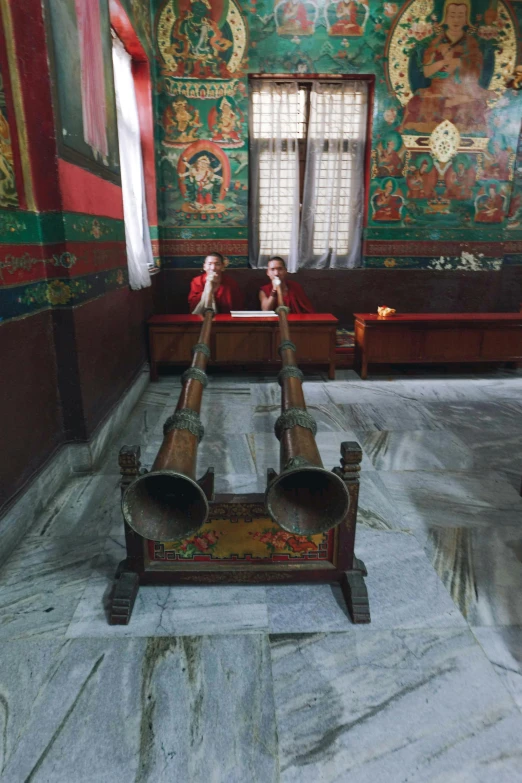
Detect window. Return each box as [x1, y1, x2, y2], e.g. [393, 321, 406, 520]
[250, 78, 369, 270]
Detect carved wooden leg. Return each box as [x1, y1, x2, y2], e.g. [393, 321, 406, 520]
[109, 567, 139, 625]
[109, 447, 143, 625]
[361, 357, 368, 380]
[328, 361, 336, 380]
[340, 560, 371, 624]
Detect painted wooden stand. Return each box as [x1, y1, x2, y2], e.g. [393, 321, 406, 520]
[110, 442, 370, 626]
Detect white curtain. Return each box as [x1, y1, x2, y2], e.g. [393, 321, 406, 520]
[249, 82, 301, 272]
[299, 81, 368, 269]
[112, 35, 152, 290]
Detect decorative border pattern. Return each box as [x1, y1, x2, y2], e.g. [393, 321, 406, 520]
[0, 267, 129, 325]
[162, 255, 248, 268]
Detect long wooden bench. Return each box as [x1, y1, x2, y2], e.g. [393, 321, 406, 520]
[354, 312, 522, 379]
[149, 313, 339, 379]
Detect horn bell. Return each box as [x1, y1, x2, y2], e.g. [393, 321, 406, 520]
[266, 465, 349, 536]
[122, 470, 209, 541]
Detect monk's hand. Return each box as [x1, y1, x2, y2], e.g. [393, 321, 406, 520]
[273, 276, 282, 288]
[207, 271, 220, 290]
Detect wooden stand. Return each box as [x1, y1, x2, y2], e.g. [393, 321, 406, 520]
[110, 442, 370, 626]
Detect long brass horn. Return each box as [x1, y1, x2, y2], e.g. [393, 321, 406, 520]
[265, 285, 349, 536]
[122, 308, 214, 541]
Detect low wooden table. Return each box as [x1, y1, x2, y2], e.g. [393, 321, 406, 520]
[354, 312, 522, 379]
[148, 313, 338, 380]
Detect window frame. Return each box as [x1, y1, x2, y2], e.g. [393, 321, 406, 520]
[249, 73, 375, 246]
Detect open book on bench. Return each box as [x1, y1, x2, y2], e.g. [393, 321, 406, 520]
[230, 311, 277, 317]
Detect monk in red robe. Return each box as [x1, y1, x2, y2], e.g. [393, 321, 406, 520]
[475, 186, 505, 224]
[259, 257, 315, 314]
[188, 252, 244, 314]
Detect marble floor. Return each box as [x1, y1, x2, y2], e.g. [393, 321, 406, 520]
[1, 367, 522, 781]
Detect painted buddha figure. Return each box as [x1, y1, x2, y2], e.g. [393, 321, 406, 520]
[401, 0, 495, 135]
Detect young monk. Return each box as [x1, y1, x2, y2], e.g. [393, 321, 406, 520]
[259, 256, 315, 313]
[188, 251, 244, 314]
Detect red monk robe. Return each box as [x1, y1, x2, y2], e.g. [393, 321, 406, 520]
[188, 272, 244, 313]
[260, 280, 315, 314]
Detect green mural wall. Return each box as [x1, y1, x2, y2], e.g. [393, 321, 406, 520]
[153, 0, 249, 267]
[152, 0, 522, 269]
[0, 0, 130, 326]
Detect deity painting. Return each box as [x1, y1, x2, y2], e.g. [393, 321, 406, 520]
[371, 179, 404, 221]
[158, 0, 246, 78]
[162, 97, 202, 147]
[387, 0, 516, 137]
[177, 141, 231, 213]
[0, 86, 18, 208]
[474, 182, 506, 222]
[444, 154, 476, 199]
[482, 139, 514, 181]
[375, 134, 404, 177]
[275, 0, 318, 36]
[406, 155, 438, 199]
[326, 0, 368, 36]
[208, 97, 244, 148]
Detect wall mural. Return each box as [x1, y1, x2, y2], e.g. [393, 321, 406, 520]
[371, 0, 518, 238]
[157, 0, 247, 78]
[0, 71, 18, 209]
[156, 0, 249, 236]
[157, 78, 248, 229]
[152, 0, 522, 268]
[45, 0, 120, 180]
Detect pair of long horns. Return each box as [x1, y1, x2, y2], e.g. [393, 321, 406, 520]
[122, 305, 349, 541]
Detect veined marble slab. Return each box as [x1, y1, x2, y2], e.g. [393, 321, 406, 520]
[478, 375, 522, 400]
[0, 536, 104, 641]
[28, 474, 122, 539]
[339, 400, 443, 431]
[358, 430, 473, 472]
[378, 470, 522, 533]
[422, 400, 522, 433]
[0, 635, 278, 782]
[200, 400, 255, 436]
[270, 628, 522, 782]
[0, 446, 72, 569]
[450, 426, 522, 492]
[357, 472, 408, 531]
[251, 382, 332, 407]
[98, 389, 172, 474]
[249, 431, 373, 480]
[67, 535, 269, 638]
[267, 528, 464, 633]
[325, 379, 416, 405]
[0, 366, 152, 567]
[252, 403, 351, 433]
[426, 524, 522, 627]
[349, 378, 492, 403]
[197, 434, 257, 477]
[473, 627, 522, 712]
